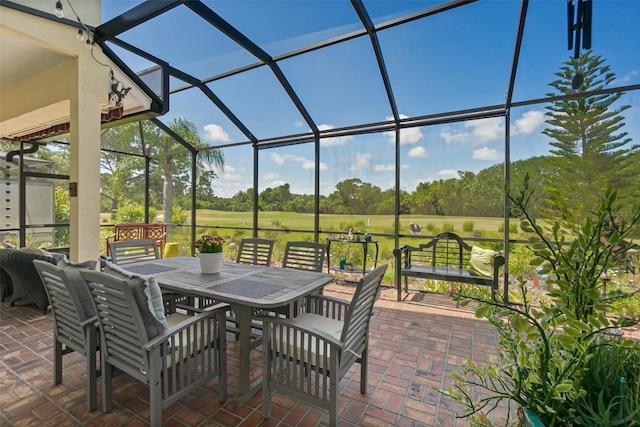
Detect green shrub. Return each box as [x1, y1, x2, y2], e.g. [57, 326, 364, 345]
[172, 206, 187, 225]
[442, 223, 454, 232]
[498, 222, 519, 234]
[462, 221, 474, 232]
[577, 338, 640, 425]
[115, 204, 144, 223]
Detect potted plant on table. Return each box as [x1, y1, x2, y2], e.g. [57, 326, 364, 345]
[439, 177, 640, 426]
[195, 234, 225, 274]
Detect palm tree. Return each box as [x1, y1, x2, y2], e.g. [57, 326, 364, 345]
[154, 117, 225, 224]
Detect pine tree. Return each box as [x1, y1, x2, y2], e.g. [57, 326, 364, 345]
[542, 50, 637, 226]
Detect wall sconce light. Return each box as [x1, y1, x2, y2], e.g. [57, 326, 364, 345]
[76, 28, 84, 41]
[54, 0, 64, 18]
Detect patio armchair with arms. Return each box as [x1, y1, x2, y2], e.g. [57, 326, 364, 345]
[258, 264, 388, 427]
[80, 269, 228, 426]
[33, 260, 99, 412]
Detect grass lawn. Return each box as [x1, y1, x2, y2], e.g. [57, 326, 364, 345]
[190, 210, 505, 235]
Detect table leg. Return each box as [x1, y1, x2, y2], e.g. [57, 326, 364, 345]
[232, 304, 262, 405]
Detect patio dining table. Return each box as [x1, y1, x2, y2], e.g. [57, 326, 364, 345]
[121, 256, 334, 405]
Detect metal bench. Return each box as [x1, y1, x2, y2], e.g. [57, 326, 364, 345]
[393, 232, 505, 300]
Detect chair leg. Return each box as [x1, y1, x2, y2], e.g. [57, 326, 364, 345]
[329, 371, 338, 427]
[359, 348, 368, 394]
[218, 323, 227, 402]
[262, 329, 272, 419]
[149, 367, 162, 426]
[102, 360, 113, 413]
[86, 326, 97, 412]
[54, 339, 63, 385]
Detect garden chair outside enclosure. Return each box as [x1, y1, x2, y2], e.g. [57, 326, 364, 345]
[258, 264, 388, 427]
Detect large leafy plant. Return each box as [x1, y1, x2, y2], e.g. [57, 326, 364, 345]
[440, 176, 640, 426]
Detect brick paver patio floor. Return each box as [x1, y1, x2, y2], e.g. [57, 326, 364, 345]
[1, 281, 504, 426]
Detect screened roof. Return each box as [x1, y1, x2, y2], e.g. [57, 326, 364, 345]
[89, 0, 638, 153]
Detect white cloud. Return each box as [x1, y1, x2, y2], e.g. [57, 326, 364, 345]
[384, 114, 424, 144]
[222, 165, 244, 182]
[437, 169, 459, 179]
[472, 147, 502, 160]
[440, 128, 471, 145]
[266, 180, 286, 188]
[408, 146, 427, 158]
[374, 164, 394, 172]
[270, 152, 327, 171]
[440, 118, 503, 146]
[203, 124, 232, 143]
[263, 171, 281, 181]
[293, 121, 304, 128]
[270, 152, 308, 165]
[349, 153, 371, 171]
[439, 110, 546, 146]
[614, 69, 639, 85]
[512, 110, 544, 135]
[301, 160, 328, 171]
[466, 118, 504, 144]
[318, 124, 354, 146]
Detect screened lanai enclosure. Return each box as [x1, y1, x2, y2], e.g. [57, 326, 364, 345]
[1, 0, 639, 300]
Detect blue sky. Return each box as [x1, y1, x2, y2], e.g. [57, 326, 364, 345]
[102, 0, 640, 197]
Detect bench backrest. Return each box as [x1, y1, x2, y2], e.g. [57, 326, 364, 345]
[406, 232, 472, 269]
[113, 223, 166, 241]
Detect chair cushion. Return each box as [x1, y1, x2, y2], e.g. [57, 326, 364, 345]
[274, 313, 345, 370]
[20, 246, 53, 257]
[102, 262, 168, 338]
[468, 245, 496, 277]
[56, 256, 97, 318]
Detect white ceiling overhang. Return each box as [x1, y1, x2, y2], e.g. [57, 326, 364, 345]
[0, 6, 154, 142]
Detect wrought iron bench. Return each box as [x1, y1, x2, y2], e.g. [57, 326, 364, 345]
[393, 232, 505, 301]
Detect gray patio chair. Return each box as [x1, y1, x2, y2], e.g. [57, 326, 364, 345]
[108, 238, 159, 265]
[258, 264, 388, 427]
[275, 241, 328, 317]
[107, 241, 189, 313]
[236, 238, 274, 266]
[33, 260, 99, 412]
[80, 269, 228, 426]
[282, 241, 327, 272]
